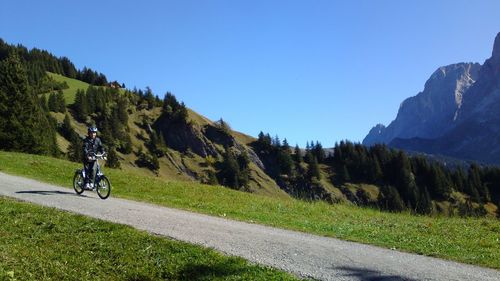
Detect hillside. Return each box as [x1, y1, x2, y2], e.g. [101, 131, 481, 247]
[46, 73, 291, 198]
[1, 38, 499, 218]
[50, 73, 499, 217]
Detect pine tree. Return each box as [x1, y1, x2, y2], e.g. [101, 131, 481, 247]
[206, 170, 219, 185]
[278, 148, 294, 176]
[258, 131, 265, 142]
[0, 52, 58, 155]
[39, 93, 48, 112]
[67, 134, 83, 162]
[467, 164, 489, 202]
[293, 144, 302, 163]
[451, 167, 466, 192]
[154, 95, 162, 107]
[56, 90, 66, 112]
[99, 117, 114, 146]
[396, 167, 418, 209]
[105, 147, 120, 168]
[135, 149, 159, 172]
[162, 92, 178, 113]
[219, 149, 240, 189]
[464, 164, 481, 202]
[60, 56, 77, 78]
[116, 96, 129, 124]
[86, 86, 96, 114]
[272, 135, 281, 147]
[416, 186, 433, 215]
[378, 185, 405, 212]
[369, 155, 383, 183]
[60, 113, 77, 141]
[48, 92, 57, 111]
[237, 152, 250, 188]
[282, 138, 290, 151]
[313, 141, 326, 163]
[73, 89, 88, 122]
[145, 87, 155, 110]
[307, 156, 321, 180]
[429, 164, 451, 200]
[178, 102, 189, 123]
[119, 134, 133, 154]
[340, 165, 350, 182]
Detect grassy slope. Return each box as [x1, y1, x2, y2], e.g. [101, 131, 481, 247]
[0, 197, 299, 281]
[48, 73, 287, 197]
[47, 72, 90, 104]
[0, 150, 498, 269]
[184, 108, 287, 197]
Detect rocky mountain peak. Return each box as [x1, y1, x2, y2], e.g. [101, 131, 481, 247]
[362, 62, 480, 146]
[365, 32, 500, 165]
[492, 32, 500, 59]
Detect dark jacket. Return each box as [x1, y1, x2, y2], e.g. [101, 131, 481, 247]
[83, 136, 104, 161]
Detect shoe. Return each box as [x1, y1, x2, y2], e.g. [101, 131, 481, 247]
[84, 183, 91, 190]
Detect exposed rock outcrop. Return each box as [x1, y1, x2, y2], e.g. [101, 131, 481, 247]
[366, 32, 500, 165]
[363, 62, 481, 146]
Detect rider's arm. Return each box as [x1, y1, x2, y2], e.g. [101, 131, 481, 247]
[83, 140, 94, 160]
[83, 140, 89, 156]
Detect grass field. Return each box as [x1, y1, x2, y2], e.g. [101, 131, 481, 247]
[47, 72, 90, 105]
[0, 196, 300, 281]
[0, 150, 499, 269]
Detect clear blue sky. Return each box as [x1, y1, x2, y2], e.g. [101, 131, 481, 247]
[1, 1, 499, 147]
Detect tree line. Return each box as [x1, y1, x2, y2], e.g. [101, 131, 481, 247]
[0, 38, 136, 168]
[251, 133, 500, 216]
[331, 141, 498, 214]
[0, 51, 59, 156]
[0, 38, 109, 86]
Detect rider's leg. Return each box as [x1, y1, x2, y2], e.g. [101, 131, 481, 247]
[83, 161, 91, 189]
[91, 161, 98, 185]
[83, 161, 90, 183]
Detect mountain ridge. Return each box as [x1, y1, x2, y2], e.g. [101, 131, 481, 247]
[363, 62, 481, 146]
[364, 32, 500, 165]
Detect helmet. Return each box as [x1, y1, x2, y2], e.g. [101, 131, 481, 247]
[88, 126, 98, 133]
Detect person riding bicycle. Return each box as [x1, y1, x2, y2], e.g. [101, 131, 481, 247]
[83, 126, 105, 190]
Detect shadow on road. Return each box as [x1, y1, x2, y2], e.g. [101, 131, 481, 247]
[16, 190, 82, 196]
[335, 266, 418, 281]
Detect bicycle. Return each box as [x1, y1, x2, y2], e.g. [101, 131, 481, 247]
[73, 152, 111, 199]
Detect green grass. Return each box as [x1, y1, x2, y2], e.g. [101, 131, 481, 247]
[0, 197, 299, 281]
[1, 150, 499, 269]
[47, 72, 90, 104]
[46, 72, 285, 197]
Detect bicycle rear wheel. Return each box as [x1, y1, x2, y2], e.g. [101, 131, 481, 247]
[96, 176, 111, 199]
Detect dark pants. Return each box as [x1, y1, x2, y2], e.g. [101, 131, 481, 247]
[84, 161, 97, 184]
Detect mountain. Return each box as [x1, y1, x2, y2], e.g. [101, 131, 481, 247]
[364, 32, 500, 165]
[363, 62, 481, 145]
[2, 37, 499, 217]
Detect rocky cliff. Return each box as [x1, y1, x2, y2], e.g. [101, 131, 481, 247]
[364, 32, 500, 165]
[363, 62, 481, 146]
[391, 33, 500, 164]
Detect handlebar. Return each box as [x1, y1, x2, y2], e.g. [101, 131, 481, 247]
[87, 152, 107, 161]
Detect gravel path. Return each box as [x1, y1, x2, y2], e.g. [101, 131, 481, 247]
[1, 172, 499, 281]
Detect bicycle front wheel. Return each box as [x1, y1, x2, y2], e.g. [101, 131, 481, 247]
[96, 176, 111, 199]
